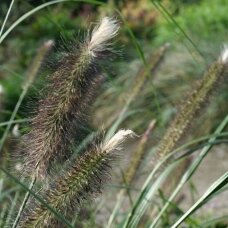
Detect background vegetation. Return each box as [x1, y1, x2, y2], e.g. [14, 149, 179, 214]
[0, 0, 227, 227]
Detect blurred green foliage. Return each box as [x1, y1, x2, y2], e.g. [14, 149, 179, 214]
[156, 0, 228, 43]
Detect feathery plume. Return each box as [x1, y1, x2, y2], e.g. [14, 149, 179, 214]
[88, 17, 119, 57]
[0, 84, 4, 94]
[220, 45, 228, 63]
[103, 129, 134, 152]
[19, 17, 120, 180]
[18, 130, 134, 227]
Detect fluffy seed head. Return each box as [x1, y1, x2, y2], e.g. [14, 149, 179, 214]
[88, 17, 119, 57]
[0, 84, 4, 94]
[103, 129, 135, 153]
[220, 45, 228, 63]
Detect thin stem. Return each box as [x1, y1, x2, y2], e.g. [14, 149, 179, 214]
[106, 44, 168, 141]
[152, 1, 205, 63]
[0, 119, 29, 127]
[0, 167, 73, 228]
[0, 88, 28, 153]
[0, 0, 15, 38]
[12, 176, 37, 228]
[123, 119, 228, 227]
[171, 172, 228, 228]
[5, 191, 20, 227]
[0, 0, 105, 45]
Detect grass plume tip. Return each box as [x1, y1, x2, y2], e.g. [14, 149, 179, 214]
[103, 129, 135, 152]
[88, 17, 119, 57]
[220, 45, 228, 63]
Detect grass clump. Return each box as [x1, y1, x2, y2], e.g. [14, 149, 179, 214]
[0, 1, 227, 227]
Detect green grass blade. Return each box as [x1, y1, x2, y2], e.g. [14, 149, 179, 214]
[171, 172, 228, 228]
[150, 115, 228, 227]
[116, 9, 146, 65]
[0, 168, 74, 228]
[200, 215, 228, 227]
[152, 1, 205, 62]
[0, 187, 19, 203]
[12, 176, 37, 228]
[122, 115, 228, 227]
[123, 139, 226, 227]
[0, 118, 29, 128]
[0, 0, 105, 45]
[124, 161, 179, 228]
[0, 203, 8, 227]
[5, 191, 20, 228]
[0, 0, 15, 38]
[0, 88, 28, 153]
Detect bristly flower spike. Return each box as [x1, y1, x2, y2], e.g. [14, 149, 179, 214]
[19, 17, 120, 180]
[153, 45, 228, 162]
[18, 130, 134, 227]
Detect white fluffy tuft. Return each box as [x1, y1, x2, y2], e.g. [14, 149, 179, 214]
[103, 129, 135, 153]
[220, 45, 228, 63]
[88, 17, 119, 57]
[0, 84, 4, 94]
